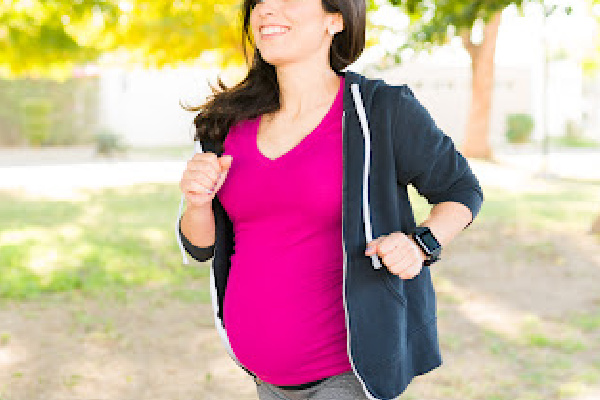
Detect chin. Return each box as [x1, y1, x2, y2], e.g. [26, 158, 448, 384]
[259, 52, 295, 67]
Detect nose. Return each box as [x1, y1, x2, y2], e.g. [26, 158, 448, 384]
[255, 0, 276, 15]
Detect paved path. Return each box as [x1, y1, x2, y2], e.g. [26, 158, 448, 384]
[0, 146, 597, 199]
[0, 160, 187, 199]
[492, 146, 600, 183]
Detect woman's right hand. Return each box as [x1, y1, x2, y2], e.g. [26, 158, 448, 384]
[180, 152, 233, 207]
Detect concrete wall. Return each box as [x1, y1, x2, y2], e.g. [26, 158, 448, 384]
[99, 64, 221, 147]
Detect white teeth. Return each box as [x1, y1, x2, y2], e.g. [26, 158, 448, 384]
[261, 26, 289, 35]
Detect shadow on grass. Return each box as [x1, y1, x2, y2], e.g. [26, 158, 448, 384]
[0, 183, 209, 301]
[402, 183, 600, 399]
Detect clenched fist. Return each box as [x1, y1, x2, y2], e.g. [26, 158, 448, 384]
[364, 231, 427, 280]
[179, 152, 233, 207]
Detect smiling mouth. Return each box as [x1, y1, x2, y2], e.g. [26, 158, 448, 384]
[260, 26, 291, 38]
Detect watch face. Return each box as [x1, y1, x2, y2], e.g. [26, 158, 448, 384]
[421, 231, 439, 250]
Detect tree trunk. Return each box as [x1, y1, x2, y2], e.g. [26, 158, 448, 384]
[460, 10, 503, 160]
[591, 214, 600, 235]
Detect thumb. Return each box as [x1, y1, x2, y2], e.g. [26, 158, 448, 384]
[219, 154, 233, 171]
[365, 237, 383, 255]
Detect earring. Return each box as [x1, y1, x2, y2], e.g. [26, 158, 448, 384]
[328, 28, 336, 35]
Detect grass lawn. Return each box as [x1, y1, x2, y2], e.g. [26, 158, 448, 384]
[0, 183, 209, 301]
[1, 178, 599, 400]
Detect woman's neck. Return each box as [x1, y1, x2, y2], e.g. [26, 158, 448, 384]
[274, 66, 342, 121]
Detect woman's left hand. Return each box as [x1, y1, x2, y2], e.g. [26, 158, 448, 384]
[364, 231, 427, 280]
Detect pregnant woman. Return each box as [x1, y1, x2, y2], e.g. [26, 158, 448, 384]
[177, 0, 484, 399]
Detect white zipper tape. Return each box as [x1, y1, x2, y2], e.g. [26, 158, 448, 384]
[350, 84, 383, 270]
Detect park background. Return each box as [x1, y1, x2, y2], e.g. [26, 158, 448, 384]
[1, 0, 600, 399]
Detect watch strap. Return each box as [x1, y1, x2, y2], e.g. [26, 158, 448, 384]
[411, 226, 442, 266]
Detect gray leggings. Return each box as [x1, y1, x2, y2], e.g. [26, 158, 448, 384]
[254, 371, 370, 400]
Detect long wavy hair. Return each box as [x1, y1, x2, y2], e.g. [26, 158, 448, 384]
[182, 0, 366, 154]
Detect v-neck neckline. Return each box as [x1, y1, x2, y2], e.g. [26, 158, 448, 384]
[254, 76, 344, 163]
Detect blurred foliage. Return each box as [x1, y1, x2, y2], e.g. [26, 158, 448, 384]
[376, 0, 600, 63]
[0, 76, 99, 146]
[0, 0, 119, 79]
[0, 0, 242, 79]
[94, 128, 125, 156]
[505, 113, 534, 144]
[382, 0, 526, 60]
[20, 98, 52, 146]
[2, 0, 597, 80]
[105, 0, 244, 70]
[0, 0, 435, 80]
[564, 119, 584, 139]
[548, 133, 600, 148]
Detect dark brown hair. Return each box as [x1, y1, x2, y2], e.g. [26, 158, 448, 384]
[182, 0, 366, 154]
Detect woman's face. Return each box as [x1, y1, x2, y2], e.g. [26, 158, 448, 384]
[249, 0, 342, 68]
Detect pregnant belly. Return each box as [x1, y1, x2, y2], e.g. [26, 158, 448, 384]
[222, 252, 349, 380]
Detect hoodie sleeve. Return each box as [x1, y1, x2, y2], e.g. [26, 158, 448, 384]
[392, 85, 484, 228]
[178, 216, 215, 262]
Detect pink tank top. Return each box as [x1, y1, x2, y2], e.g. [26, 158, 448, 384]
[216, 76, 352, 385]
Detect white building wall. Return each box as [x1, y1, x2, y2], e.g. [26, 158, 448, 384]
[99, 64, 220, 147]
[371, 63, 533, 149]
[97, 1, 593, 148]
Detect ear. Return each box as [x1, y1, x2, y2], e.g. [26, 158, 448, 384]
[328, 12, 344, 34]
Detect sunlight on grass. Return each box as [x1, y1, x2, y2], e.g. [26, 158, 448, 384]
[521, 315, 587, 353]
[408, 178, 600, 235]
[476, 184, 600, 233]
[568, 310, 600, 332]
[557, 381, 587, 399]
[434, 276, 590, 354]
[0, 183, 209, 301]
[0, 169, 598, 400]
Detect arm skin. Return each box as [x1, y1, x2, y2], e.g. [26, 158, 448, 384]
[419, 200, 474, 249]
[180, 203, 216, 248]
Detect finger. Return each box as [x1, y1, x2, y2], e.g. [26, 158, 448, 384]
[186, 162, 220, 182]
[399, 262, 421, 280]
[409, 241, 427, 263]
[192, 152, 219, 163]
[379, 232, 412, 255]
[186, 192, 211, 206]
[219, 154, 233, 171]
[365, 235, 386, 255]
[212, 169, 229, 193]
[386, 252, 413, 275]
[381, 246, 405, 268]
[183, 171, 216, 189]
[378, 239, 402, 258]
[184, 182, 212, 196]
[190, 154, 221, 173]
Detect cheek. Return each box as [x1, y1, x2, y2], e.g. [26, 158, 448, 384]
[288, 3, 325, 31]
[249, 14, 258, 35]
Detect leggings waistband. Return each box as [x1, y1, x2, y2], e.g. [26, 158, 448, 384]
[273, 376, 329, 390]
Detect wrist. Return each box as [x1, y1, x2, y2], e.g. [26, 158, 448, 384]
[410, 226, 442, 266]
[185, 202, 213, 215]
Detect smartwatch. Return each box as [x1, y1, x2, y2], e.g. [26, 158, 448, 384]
[411, 226, 442, 266]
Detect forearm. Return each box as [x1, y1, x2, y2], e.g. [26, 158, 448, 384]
[418, 201, 473, 247]
[180, 203, 216, 248]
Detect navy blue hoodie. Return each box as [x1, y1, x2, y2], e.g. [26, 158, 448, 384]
[176, 69, 484, 400]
